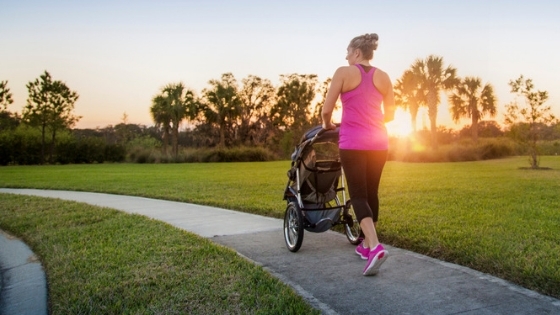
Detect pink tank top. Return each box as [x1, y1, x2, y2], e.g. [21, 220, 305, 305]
[339, 64, 388, 150]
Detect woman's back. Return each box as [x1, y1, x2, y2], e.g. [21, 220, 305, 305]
[339, 64, 387, 150]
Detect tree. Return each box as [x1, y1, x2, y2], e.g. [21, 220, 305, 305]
[0, 80, 14, 111]
[202, 73, 242, 147]
[238, 75, 275, 146]
[313, 77, 335, 126]
[411, 55, 459, 148]
[394, 70, 426, 133]
[150, 82, 199, 155]
[164, 83, 197, 156]
[449, 77, 497, 142]
[22, 71, 80, 164]
[270, 73, 318, 147]
[504, 75, 557, 169]
[459, 120, 503, 139]
[0, 80, 19, 131]
[114, 113, 137, 145]
[150, 94, 172, 154]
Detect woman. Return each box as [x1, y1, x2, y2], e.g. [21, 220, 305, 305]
[322, 33, 395, 276]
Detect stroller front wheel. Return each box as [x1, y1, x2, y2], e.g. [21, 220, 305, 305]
[283, 202, 304, 252]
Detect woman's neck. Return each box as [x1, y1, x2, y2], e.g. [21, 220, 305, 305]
[355, 59, 371, 67]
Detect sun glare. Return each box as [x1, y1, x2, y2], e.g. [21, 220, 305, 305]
[386, 108, 413, 137]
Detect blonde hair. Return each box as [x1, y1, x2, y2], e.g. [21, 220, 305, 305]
[349, 33, 379, 60]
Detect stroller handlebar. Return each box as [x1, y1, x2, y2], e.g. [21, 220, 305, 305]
[312, 124, 340, 142]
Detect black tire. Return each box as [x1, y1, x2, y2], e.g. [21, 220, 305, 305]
[283, 202, 304, 252]
[344, 200, 362, 245]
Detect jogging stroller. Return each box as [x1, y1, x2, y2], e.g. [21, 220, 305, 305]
[283, 125, 362, 252]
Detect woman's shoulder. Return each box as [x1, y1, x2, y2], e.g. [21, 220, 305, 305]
[334, 65, 360, 78]
[373, 67, 389, 78]
[334, 65, 353, 73]
[373, 67, 393, 94]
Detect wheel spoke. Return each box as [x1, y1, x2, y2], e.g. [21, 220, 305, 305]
[283, 202, 304, 252]
[344, 201, 362, 244]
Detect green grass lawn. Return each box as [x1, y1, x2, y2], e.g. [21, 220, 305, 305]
[0, 195, 319, 314]
[1, 156, 560, 302]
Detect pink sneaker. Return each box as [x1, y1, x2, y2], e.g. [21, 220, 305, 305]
[355, 243, 370, 260]
[363, 244, 388, 276]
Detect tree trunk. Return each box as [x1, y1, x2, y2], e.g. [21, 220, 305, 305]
[410, 105, 419, 133]
[429, 114, 437, 149]
[172, 127, 179, 157]
[50, 128, 57, 163]
[40, 123, 46, 165]
[530, 150, 539, 169]
[530, 123, 539, 169]
[219, 124, 226, 148]
[427, 91, 438, 150]
[471, 115, 479, 143]
[162, 127, 169, 155]
[218, 111, 226, 147]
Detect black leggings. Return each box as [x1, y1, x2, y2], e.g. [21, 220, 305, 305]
[340, 149, 387, 223]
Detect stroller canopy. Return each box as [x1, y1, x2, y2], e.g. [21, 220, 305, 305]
[291, 125, 340, 163]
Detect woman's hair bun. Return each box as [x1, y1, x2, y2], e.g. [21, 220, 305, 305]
[364, 33, 379, 42]
[349, 33, 379, 59]
[365, 33, 379, 50]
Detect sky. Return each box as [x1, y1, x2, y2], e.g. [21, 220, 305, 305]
[2, 0, 560, 134]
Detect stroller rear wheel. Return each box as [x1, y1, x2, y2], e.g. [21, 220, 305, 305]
[344, 200, 362, 245]
[283, 202, 304, 252]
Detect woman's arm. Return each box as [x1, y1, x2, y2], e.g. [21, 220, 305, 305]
[374, 69, 395, 123]
[322, 67, 346, 129]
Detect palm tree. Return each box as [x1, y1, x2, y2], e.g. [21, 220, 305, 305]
[150, 94, 171, 154]
[164, 83, 198, 156]
[394, 70, 426, 133]
[411, 55, 459, 148]
[151, 83, 198, 156]
[449, 77, 497, 142]
[202, 73, 242, 147]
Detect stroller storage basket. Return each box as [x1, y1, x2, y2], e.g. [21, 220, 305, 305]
[298, 160, 341, 205]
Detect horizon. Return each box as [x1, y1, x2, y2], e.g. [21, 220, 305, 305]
[2, 1, 559, 135]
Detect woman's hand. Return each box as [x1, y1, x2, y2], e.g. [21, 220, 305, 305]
[322, 121, 337, 130]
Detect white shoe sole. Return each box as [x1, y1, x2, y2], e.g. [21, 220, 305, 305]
[363, 250, 388, 276]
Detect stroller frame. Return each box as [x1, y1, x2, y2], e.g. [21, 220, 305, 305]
[283, 125, 362, 252]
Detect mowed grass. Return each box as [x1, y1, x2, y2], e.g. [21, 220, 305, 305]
[0, 195, 319, 314]
[0, 162, 286, 218]
[1, 156, 560, 300]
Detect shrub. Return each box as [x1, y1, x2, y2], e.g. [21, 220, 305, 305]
[127, 146, 157, 163]
[104, 144, 126, 162]
[5, 126, 43, 165]
[126, 135, 161, 163]
[477, 139, 514, 160]
[537, 141, 560, 156]
[390, 137, 518, 163]
[127, 136, 160, 151]
[56, 136, 107, 164]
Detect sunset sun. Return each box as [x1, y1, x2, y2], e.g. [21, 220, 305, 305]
[386, 108, 413, 137]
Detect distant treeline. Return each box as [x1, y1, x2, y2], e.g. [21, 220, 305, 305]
[1, 117, 559, 165]
[1, 55, 558, 166]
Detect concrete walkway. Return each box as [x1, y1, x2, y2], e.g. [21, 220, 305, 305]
[1, 188, 559, 314]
